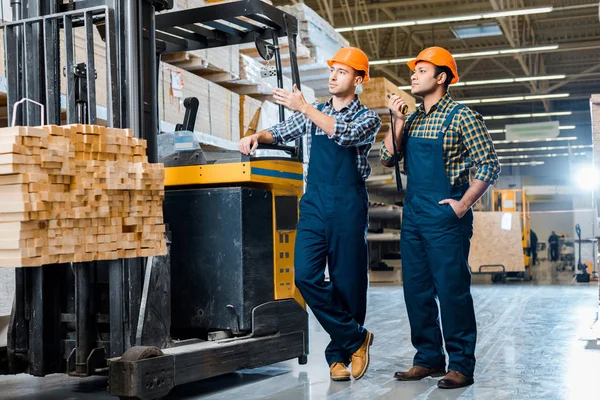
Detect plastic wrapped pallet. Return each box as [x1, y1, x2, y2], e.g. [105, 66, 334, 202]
[279, 3, 349, 63]
[159, 63, 240, 142]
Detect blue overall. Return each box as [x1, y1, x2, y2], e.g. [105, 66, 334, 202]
[294, 105, 370, 366]
[400, 104, 477, 377]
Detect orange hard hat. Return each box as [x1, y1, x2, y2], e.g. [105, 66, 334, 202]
[327, 47, 370, 82]
[407, 46, 459, 84]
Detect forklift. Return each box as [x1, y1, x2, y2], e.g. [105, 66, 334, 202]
[491, 189, 533, 282]
[1, 1, 309, 399]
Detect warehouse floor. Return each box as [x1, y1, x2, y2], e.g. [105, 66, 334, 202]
[1, 261, 599, 400]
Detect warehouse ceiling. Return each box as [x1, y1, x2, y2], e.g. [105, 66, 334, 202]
[273, 0, 600, 178]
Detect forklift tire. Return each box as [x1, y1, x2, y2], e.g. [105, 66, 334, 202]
[120, 346, 164, 362]
[117, 347, 166, 400]
[491, 274, 503, 283]
[298, 355, 308, 365]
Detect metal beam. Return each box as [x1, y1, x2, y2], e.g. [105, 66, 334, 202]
[331, 0, 462, 14]
[542, 64, 600, 94]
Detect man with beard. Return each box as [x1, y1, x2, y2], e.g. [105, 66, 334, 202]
[239, 47, 381, 382]
[380, 47, 500, 389]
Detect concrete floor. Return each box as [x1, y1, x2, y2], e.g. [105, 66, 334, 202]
[1, 261, 599, 400]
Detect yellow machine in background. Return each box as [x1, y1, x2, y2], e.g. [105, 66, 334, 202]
[492, 189, 533, 280]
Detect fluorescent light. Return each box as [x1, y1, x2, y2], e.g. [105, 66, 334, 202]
[514, 75, 565, 82]
[415, 15, 482, 25]
[486, 7, 553, 18]
[497, 152, 589, 160]
[369, 60, 391, 66]
[335, 6, 553, 33]
[489, 126, 577, 134]
[499, 45, 558, 54]
[493, 136, 577, 144]
[397, 74, 564, 90]
[453, 50, 501, 58]
[467, 78, 515, 85]
[373, 45, 559, 65]
[481, 96, 526, 103]
[524, 93, 569, 100]
[501, 161, 546, 166]
[495, 145, 593, 153]
[389, 57, 412, 63]
[483, 111, 572, 120]
[459, 93, 569, 104]
[530, 111, 571, 117]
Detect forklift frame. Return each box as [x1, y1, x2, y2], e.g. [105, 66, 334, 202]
[1, 1, 309, 398]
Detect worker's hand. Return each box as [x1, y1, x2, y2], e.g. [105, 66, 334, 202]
[238, 134, 259, 155]
[387, 94, 408, 121]
[439, 198, 469, 219]
[273, 85, 308, 113]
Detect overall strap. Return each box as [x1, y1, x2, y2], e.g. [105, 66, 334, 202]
[398, 111, 419, 181]
[310, 102, 327, 135]
[439, 103, 465, 138]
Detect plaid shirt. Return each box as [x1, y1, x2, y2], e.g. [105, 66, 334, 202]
[268, 96, 382, 180]
[380, 93, 500, 186]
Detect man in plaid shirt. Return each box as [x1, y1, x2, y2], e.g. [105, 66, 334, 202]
[239, 47, 381, 382]
[381, 47, 500, 389]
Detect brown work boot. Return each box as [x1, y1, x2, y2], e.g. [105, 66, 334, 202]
[351, 331, 374, 380]
[329, 362, 351, 381]
[437, 370, 474, 389]
[394, 365, 446, 381]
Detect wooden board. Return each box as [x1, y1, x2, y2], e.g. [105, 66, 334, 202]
[240, 95, 262, 138]
[360, 77, 417, 115]
[0, 125, 167, 268]
[469, 212, 525, 273]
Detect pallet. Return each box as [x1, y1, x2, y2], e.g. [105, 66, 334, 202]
[0, 125, 167, 268]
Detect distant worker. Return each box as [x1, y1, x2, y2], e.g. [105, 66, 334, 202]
[548, 231, 559, 262]
[530, 230, 538, 265]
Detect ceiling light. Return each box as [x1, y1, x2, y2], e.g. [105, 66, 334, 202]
[493, 136, 577, 144]
[495, 145, 592, 153]
[483, 111, 572, 120]
[373, 45, 559, 65]
[459, 93, 569, 105]
[497, 152, 589, 160]
[398, 75, 564, 90]
[336, 6, 552, 32]
[489, 126, 576, 134]
[501, 161, 546, 166]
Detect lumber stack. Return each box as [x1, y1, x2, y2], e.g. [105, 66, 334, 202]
[0, 125, 167, 268]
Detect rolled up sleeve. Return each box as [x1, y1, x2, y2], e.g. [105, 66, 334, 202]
[331, 110, 382, 147]
[459, 110, 501, 185]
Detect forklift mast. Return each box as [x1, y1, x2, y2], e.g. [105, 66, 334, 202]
[1, 0, 307, 385]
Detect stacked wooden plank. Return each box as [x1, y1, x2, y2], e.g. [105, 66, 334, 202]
[0, 125, 166, 268]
